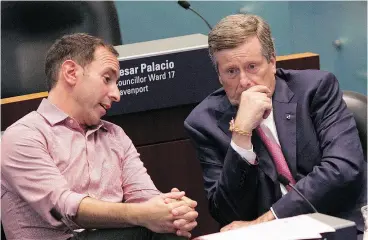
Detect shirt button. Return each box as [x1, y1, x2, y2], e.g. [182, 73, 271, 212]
[69, 119, 74, 124]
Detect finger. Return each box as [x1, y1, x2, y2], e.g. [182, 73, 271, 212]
[243, 221, 255, 228]
[166, 195, 197, 208]
[168, 199, 188, 210]
[230, 223, 241, 230]
[262, 101, 272, 119]
[171, 188, 180, 192]
[173, 218, 188, 228]
[246, 85, 271, 94]
[220, 221, 237, 232]
[161, 191, 185, 200]
[181, 196, 197, 208]
[174, 210, 198, 222]
[263, 109, 271, 119]
[178, 221, 198, 232]
[164, 198, 176, 204]
[163, 222, 177, 233]
[220, 225, 231, 232]
[163, 227, 177, 234]
[172, 205, 192, 216]
[176, 229, 191, 238]
[260, 94, 272, 103]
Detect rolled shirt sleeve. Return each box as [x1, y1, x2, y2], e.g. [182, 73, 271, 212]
[1, 124, 87, 228]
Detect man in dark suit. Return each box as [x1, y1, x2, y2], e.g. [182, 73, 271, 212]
[184, 14, 366, 234]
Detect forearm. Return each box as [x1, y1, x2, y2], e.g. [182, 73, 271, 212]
[209, 147, 258, 224]
[184, 122, 258, 223]
[74, 197, 145, 229]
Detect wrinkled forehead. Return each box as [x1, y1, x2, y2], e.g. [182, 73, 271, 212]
[214, 39, 264, 65]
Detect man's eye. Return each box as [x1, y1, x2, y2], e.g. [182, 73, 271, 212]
[247, 64, 257, 71]
[226, 68, 239, 77]
[104, 76, 111, 82]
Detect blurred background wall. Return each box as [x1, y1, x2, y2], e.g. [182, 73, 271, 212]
[115, 1, 367, 94]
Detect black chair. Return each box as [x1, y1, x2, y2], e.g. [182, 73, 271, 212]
[1, 1, 122, 98]
[343, 91, 367, 158]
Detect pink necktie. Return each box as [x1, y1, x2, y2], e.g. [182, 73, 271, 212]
[256, 127, 296, 187]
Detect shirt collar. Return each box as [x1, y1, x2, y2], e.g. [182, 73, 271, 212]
[37, 98, 68, 126]
[37, 98, 108, 131]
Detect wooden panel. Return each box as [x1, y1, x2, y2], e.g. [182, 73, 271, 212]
[1, 97, 43, 131]
[276, 52, 320, 70]
[137, 139, 219, 237]
[0, 91, 48, 104]
[104, 104, 196, 146]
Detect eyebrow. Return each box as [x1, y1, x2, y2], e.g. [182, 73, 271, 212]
[105, 68, 119, 79]
[222, 64, 239, 70]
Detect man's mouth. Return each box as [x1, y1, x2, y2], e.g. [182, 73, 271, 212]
[99, 103, 111, 110]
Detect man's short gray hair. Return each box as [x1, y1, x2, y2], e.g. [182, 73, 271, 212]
[208, 14, 275, 68]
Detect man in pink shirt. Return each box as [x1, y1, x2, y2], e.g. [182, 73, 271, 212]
[1, 33, 198, 240]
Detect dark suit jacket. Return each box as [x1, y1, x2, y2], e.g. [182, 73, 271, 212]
[184, 69, 367, 232]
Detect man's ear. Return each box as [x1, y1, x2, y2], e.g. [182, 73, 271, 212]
[218, 75, 224, 85]
[270, 56, 276, 74]
[60, 60, 80, 86]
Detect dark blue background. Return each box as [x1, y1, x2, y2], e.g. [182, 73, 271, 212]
[107, 48, 220, 116]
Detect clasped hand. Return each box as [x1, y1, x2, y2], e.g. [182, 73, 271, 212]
[141, 188, 198, 238]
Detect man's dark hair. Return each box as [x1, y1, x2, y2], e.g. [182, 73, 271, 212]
[45, 33, 119, 90]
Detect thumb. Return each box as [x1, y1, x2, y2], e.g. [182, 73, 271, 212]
[162, 191, 185, 200]
[171, 188, 180, 192]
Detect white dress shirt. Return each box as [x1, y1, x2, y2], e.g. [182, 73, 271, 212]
[230, 108, 287, 218]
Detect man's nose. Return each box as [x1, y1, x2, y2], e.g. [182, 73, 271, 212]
[239, 72, 251, 88]
[110, 84, 121, 102]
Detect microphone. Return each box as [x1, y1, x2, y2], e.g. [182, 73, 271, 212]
[177, 1, 212, 30]
[50, 208, 80, 240]
[277, 174, 318, 213]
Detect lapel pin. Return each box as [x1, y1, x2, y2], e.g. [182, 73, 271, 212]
[286, 114, 291, 120]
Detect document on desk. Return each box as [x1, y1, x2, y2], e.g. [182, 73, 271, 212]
[194, 215, 335, 240]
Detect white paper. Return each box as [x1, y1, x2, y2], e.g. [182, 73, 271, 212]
[194, 214, 335, 240]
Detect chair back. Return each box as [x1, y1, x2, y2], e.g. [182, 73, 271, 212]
[343, 91, 367, 158]
[1, 1, 122, 98]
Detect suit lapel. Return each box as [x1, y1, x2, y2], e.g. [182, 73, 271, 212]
[217, 94, 237, 139]
[273, 75, 298, 179]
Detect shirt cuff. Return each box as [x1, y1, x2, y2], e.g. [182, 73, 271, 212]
[230, 140, 257, 164]
[60, 191, 88, 228]
[270, 207, 279, 219]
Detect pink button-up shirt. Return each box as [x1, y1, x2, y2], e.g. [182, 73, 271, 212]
[1, 99, 160, 240]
